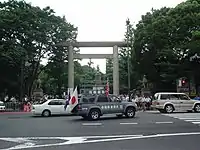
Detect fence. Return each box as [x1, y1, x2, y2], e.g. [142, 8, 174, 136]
[4, 102, 25, 111]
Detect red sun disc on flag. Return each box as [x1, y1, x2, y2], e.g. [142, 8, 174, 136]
[71, 96, 76, 104]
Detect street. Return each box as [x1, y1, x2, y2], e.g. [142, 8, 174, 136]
[0, 111, 200, 150]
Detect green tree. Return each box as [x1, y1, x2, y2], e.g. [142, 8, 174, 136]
[130, 0, 200, 92]
[87, 58, 94, 68]
[80, 65, 97, 83]
[106, 58, 113, 82]
[167, 0, 200, 86]
[119, 19, 136, 92]
[0, 0, 77, 97]
[132, 7, 179, 91]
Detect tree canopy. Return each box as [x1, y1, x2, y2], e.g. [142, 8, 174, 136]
[2, 0, 200, 98]
[0, 0, 98, 99]
[124, 0, 200, 92]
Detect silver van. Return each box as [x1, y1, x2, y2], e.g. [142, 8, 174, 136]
[152, 92, 200, 113]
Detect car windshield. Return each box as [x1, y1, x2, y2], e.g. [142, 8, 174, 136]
[0, 103, 4, 106]
[153, 94, 159, 100]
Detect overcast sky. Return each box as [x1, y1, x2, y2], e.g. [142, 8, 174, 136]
[25, 0, 185, 73]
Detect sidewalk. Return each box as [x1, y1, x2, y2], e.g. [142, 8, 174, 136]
[0, 111, 31, 114]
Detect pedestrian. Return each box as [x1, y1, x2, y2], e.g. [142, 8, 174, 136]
[136, 95, 141, 109]
[4, 95, 8, 102]
[145, 96, 151, 110]
[141, 95, 146, 111]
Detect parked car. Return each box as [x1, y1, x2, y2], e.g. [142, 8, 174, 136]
[32, 99, 70, 117]
[0, 101, 5, 112]
[72, 94, 137, 120]
[152, 92, 200, 113]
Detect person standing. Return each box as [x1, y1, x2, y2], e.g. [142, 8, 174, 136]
[141, 95, 146, 111]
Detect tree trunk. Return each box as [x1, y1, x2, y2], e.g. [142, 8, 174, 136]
[27, 61, 41, 97]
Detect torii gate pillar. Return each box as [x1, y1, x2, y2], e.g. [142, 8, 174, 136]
[113, 45, 119, 95]
[68, 45, 74, 94]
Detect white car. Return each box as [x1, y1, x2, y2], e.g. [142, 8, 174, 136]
[0, 101, 5, 112]
[152, 92, 200, 113]
[32, 99, 71, 117]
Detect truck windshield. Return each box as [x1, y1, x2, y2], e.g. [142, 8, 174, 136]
[80, 96, 95, 103]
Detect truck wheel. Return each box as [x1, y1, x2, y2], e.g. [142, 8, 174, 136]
[88, 109, 100, 121]
[125, 107, 135, 118]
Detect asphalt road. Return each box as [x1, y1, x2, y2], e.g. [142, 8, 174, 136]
[0, 111, 200, 150]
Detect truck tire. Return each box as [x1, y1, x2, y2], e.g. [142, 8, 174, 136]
[88, 109, 100, 121]
[125, 107, 135, 118]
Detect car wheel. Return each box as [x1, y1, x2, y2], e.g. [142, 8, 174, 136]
[194, 104, 200, 113]
[42, 110, 51, 117]
[88, 109, 100, 121]
[164, 104, 174, 113]
[125, 107, 135, 118]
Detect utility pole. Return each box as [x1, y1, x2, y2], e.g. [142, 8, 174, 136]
[126, 18, 131, 102]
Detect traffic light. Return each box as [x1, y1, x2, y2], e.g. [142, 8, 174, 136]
[178, 78, 188, 87]
[182, 79, 186, 86]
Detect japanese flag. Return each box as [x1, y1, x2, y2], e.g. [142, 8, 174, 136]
[68, 86, 78, 111]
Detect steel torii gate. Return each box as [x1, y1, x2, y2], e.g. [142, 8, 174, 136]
[59, 41, 126, 95]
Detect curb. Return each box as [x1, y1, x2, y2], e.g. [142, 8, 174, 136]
[0, 111, 31, 115]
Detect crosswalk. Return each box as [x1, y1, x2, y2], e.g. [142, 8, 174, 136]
[163, 113, 200, 125]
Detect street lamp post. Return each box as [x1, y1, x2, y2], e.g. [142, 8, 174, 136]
[126, 19, 131, 102]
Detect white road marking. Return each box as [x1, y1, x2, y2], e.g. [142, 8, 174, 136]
[82, 123, 102, 126]
[192, 122, 200, 124]
[0, 138, 36, 150]
[0, 132, 200, 150]
[155, 122, 173, 124]
[185, 120, 200, 122]
[163, 113, 200, 125]
[120, 122, 138, 125]
[0, 135, 142, 150]
[179, 118, 200, 120]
